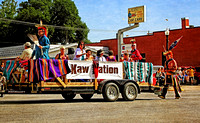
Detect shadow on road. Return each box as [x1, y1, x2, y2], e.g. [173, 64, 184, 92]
[0, 98, 159, 104]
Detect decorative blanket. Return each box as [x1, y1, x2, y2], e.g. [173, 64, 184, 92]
[28, 59, 71, 82]
[124, 62, 153, 84]
[3, 60, 19, 80]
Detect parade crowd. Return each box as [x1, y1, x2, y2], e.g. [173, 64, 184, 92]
[156, 66, 196, 86]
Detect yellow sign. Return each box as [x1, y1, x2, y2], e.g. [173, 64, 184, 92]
[128, 5, 146, 24]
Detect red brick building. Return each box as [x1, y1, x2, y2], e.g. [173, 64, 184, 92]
[86, 18, 200, 67]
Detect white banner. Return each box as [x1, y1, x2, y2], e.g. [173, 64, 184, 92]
[66, 60, 123, 80]
[98, 61, 123, 79]
[66, 60, 94, 79]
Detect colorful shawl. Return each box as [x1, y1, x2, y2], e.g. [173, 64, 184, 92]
[28, 59, 71, 82]
[123, 62, 153, 84]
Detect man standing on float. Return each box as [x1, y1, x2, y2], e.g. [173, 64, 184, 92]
[32, 23, 50, 59]
[130, 38, 142, 62]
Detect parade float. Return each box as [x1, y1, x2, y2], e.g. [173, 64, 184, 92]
[0, 59, 157, 102]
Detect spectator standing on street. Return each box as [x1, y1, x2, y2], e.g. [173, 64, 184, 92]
[187, 67, 195, 85]
[156, 68, 165, 86]
[160, 67, 166, 86]
[156, 68, 162, 85]
[177, 67, 184, 84]
[183, 68, 189, 84]
[161, 67, 166, 77]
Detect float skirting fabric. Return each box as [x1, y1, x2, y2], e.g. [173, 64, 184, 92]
[28, 59, 71, 82]
[123, 62, 153, 84]
[3, 60, 19, 80]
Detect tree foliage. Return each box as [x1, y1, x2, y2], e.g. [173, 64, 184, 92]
[0, 0, 17, 19]
[0, 0, 90, 46]
[50, 0, 89, 44]
[0, 0, 17, 46]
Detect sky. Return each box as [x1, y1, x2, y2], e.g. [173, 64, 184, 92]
[13, 0, 200, 42]
[73, 0, 200, 42]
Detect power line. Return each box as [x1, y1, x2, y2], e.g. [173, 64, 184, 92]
[0, 18, 151, 33]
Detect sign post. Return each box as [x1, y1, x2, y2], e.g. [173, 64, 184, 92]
[117, 5, 146, 61]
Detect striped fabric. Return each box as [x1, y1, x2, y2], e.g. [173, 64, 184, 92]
[28, 59, 71, 82]
[3, 60, 19, 81]
[123, 62, 153, 84]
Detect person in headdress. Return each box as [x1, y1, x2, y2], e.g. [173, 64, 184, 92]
[32, 21, 50, 59]
[130, 38, 142, 62]
[158, 51, 181, 99]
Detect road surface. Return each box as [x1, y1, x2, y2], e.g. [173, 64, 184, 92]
[0, 85, 200, 123]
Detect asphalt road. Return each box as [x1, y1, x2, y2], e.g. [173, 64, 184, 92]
[0, 85, 200, 123]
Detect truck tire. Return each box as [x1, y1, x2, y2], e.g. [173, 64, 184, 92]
[62, 93, 76, 101]
[80, 94, 93, 100]
[122, 82, 138, 101]
[103, 83, 119, 102]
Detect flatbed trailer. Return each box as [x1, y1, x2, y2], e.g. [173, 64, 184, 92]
[1, 73, 140, 102]
[0, 60, 160, 102]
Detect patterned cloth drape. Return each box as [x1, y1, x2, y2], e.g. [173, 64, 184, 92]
[28, 59, 71, 82]
[3, 60, 19, 80]
[124, 62, 153, 84]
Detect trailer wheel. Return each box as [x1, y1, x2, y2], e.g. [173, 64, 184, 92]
[62, 93, 76, 101]
[103, 83, 119, 102]
[80, 94, 93, 100]
[122, 82, 138, 101]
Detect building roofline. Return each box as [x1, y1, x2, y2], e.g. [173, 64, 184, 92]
[99, 26, 200, 41]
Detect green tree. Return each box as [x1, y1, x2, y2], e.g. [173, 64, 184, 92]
[17, 0, 51, 24]
[0, 0, 90, 45]
[0, 0, 18, 46]
[50, 0, 90, 44]
[0, 0, 17, 19]
[15, 0, 52, 44]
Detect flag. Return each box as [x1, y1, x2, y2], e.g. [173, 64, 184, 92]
[169, 36, 183, 50]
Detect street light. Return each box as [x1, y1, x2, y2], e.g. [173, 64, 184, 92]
[165, 28, 170, 51]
